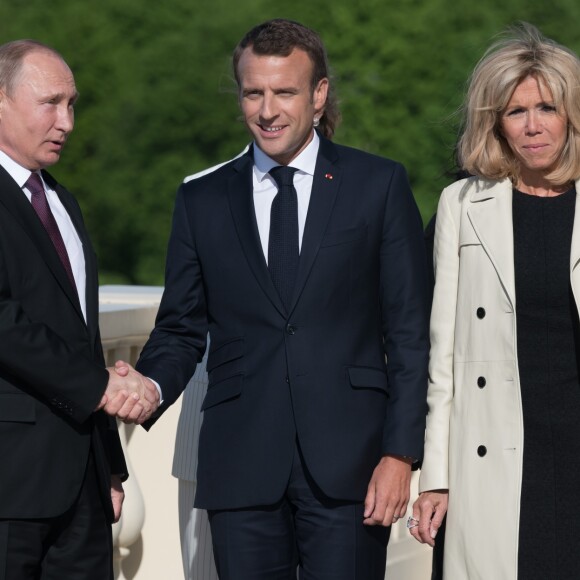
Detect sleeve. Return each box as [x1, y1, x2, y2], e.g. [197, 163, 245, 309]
[379, 162, 431, 461]
[0, 250, 108, 424]
[136, 185, 208, 426]
[418, 187, 459, 492]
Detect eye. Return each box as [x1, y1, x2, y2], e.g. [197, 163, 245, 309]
[540, 104, 557, 113]
[506, 107, 524, 116]
[243, 90, 261, 100]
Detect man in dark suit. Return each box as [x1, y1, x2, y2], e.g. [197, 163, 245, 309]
[0, 40, 158, 579]
[134, 19, 429, 578]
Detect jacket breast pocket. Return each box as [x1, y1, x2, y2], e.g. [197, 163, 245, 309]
[320, 225, 367, 248]
[0, 393, 36, 423]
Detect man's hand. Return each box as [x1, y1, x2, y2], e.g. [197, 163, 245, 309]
[111, 475, 125, 523]
[96, 361, 159, 424]
[363, 454, 412, 527]
[409, 490, 448, 547]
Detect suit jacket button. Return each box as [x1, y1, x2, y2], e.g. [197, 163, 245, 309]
[477, 376, 486, 388]
[286, 324, 296, 335]
[476, 307, 486, 319]
[477, 445, 487, 457]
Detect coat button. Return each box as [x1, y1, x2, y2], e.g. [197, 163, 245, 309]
[286, 324, 296, 335]
[477, 445, 487, 457]
[477, 376, 486, 388]
[476, 307, 486, 319]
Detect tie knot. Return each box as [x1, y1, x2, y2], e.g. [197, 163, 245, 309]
[25, 172, 44, 196]
[270, 166, 297, 189]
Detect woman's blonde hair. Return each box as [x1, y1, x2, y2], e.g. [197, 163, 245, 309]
[458, 23, 580, 185]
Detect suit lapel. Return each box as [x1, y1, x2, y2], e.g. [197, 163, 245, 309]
[228, 138, 341, 316]
[228, 151, 287, 316]
[466, 178, 516, 307]
[289, 137, 341, 311]
[0, 166, 85, 323]
[44, 173, 93, 330]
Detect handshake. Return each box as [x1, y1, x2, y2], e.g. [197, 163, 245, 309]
[96, 361, 160, 424]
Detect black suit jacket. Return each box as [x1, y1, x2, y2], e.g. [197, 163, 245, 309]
[138, 136, 429, 510]
[0, 165, 126, 522]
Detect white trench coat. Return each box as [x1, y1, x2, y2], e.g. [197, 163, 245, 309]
[419, 176, 580, 580]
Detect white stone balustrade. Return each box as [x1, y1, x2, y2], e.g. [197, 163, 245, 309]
[99, 285, 432, 579]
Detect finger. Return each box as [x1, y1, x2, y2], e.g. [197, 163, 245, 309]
[363, 483, 376, 520]
[408, 513, 423, 542]
[381, 503, 396, 527]
[111, 392, 141, 420]
[429, 504, 446, 540]
[394, 496, 410, 520]
[417, 503, 436, 546]
[114, 360, 131, 377]
[103, 391, 133, 416]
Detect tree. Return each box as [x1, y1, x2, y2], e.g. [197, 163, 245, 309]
[1, 0, 579, 282]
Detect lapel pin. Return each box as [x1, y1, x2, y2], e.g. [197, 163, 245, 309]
[325, 173, 333, 180]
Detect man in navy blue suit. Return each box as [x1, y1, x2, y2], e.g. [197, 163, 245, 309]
[135, 19, 429, 579]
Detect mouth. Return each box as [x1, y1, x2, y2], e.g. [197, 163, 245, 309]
[523, 144, 548, 152]
[258, 124, 286, 135]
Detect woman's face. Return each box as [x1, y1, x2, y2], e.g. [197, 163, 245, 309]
[500, 76, 568, 184]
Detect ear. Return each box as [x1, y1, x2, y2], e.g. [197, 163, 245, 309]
[313, 77, 329, 116]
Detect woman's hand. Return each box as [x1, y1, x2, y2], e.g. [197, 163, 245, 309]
[408, 489, 448, 547]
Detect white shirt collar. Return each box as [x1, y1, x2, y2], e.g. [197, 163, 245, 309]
[0, 150, 40, 188]
[253, 130, 320, 183]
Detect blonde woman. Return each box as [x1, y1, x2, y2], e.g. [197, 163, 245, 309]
[410, 23, 580, 579]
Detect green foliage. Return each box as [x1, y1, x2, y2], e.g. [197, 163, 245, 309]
[1, 0, 579, 283]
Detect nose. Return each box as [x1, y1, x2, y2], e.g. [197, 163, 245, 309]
[525, 110, 541, 134]
[56, 104, 74, 134]
[259, 93, 278, 121]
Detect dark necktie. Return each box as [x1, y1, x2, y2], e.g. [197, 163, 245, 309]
[25, 172, 77, 291]
[268, 166, 299, 311]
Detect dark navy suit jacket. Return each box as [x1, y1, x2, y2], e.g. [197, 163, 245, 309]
[138, 135, 429, 510]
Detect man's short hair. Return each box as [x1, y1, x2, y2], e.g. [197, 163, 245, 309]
[233, 19, 340, 139]
[0, 40, 65, 97]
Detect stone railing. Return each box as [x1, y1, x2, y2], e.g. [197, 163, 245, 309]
[99, 285, 432, 580]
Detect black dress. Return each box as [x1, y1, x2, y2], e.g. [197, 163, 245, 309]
[513, 187, 580, 579]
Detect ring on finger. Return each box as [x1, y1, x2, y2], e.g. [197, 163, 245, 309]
[406, 515, 419, 529]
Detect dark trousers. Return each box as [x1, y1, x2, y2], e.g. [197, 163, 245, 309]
[209, 443, 389, 580]
[0, 454, 113, 580]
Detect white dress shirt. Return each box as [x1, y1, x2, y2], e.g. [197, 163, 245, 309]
[252, 130, 319, 260]
[0, 150, 87, 321]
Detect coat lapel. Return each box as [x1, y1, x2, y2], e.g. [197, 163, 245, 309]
[289, 137, 341, 311]
[227, 151, 287, 316]
[228, 138, 341, 317]
[466, 178, 516, 307]
[0, 166, 84, 322]
[44, 173, 93, 331]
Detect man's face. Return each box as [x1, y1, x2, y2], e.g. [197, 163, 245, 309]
[237, 47, 328, 165]
[0, 50, 78, 171]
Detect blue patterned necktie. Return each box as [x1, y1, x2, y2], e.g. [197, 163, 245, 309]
[268, 166, 299, 311]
